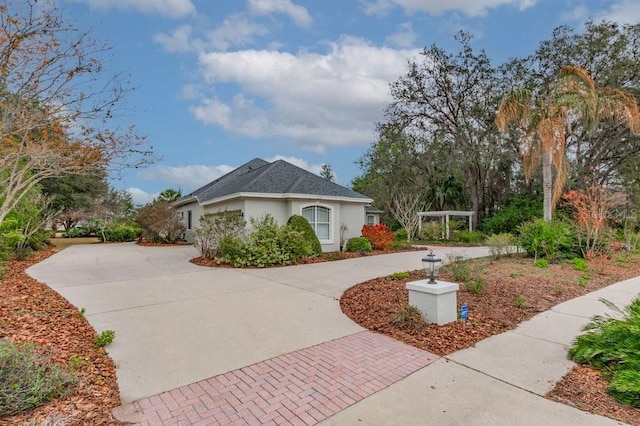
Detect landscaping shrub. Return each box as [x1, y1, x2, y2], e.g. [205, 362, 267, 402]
[485, 233, 514, 259]
[63, 226, 91, 238]
[135, 200, 185, 243]
[217, 236, 244, 262]
[568, 298, 640, 407]
[393, 228, 408, 242]
[445, 254, 471, 282]
[389, 305, 427, 332]
[102, 223, 140, 242]
[420, 221, 443, 240]
[464, 276, 486, 294]
[345, 237, 372, 252]
[192, 210, 246, 260]
[481, 197, 543, 235]
[93, 330, 116, 348]
[517, 219, 578, 261]
[571, 257, 588, 271]
[361, 223, 395, 250]
[277, 224, 313, 261]
[216, 214, 311, 267]
[453, 230, 485, 244]
[0, 339, 77, 416]
[287, 215, 322, 256]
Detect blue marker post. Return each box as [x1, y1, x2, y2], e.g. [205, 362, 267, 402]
[461, 304, 468, 329]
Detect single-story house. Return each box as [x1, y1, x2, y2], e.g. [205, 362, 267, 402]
[173, 158, 381, 252]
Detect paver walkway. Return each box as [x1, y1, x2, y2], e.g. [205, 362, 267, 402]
[113, 331, 438, 425]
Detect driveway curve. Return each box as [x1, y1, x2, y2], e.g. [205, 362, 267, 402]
[27, 242, 487, 403]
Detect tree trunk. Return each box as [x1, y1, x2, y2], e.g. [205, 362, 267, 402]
[542, 148, 553, 221]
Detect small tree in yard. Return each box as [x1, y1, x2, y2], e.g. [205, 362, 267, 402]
[562, 185, 622, 256]
[135, 200, 184, 243]
[388, 191, 427, 242]
[192, 211, 245, 260]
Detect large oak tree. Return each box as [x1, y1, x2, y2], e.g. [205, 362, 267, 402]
[0, 0, 154, 224]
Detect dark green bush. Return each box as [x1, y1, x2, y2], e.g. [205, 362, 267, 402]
[345, 237, 372, 252]
[568, 298, 640, 407]
[64, 226, 91, 238]
[481, 197, 543, 235]
[278, 224, 313, 261]
[517, 219, 578, 260]
[287, 215, 322, 255]
[103, 224, 140, 242]
[393, 228, 408, 242]
[217, 236, 245, 264]
[454, 230, 485, 244]
[26, 229, 51, 250]
[216, 215, 311, 267]
[0, 339, 77, 416]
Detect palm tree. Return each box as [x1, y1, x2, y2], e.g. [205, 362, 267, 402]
[157, 188, 182, 202]
[496, 65, 640, 221]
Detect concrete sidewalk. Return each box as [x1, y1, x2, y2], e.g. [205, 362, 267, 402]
[28, 243, 639, 425]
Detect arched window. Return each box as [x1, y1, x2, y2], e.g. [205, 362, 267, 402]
[302, 205, 330, 240]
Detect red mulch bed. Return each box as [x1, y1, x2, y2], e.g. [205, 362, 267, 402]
[3, 244, 639, 424]
[339, 252, 640, 425]
[0, 247, 121, 425]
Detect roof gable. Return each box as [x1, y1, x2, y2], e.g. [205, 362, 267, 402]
[180, 158, 369, 205]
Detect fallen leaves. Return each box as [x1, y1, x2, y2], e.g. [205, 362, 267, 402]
[0, 247, 120, 425]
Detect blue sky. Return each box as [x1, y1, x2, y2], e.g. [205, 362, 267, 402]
[59, 0, 639, 205]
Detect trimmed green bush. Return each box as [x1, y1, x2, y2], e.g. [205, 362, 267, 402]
[103, 224, 140, 242]
[216, 214, 312, 267]
[345, 237, 372, 252]
[287, 215, 322, 255]
[0, 339, 77, 416]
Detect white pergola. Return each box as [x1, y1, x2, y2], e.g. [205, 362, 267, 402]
[418, 210, 474, 239]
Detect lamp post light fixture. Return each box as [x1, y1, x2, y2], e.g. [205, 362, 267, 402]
[422, 250, 442, 284]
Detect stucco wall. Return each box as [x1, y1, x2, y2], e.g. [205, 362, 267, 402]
[174, 203, 204, 242]
[175, 197, 368, 252]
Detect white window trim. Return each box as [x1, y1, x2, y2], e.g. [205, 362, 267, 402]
[366, 214, 375, 225]
[301, 204, 334, 244]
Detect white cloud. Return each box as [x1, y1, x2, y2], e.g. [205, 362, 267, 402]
[561, 4, 589, 22]
[265, 155, 325, 176]
[72, 0, 196, 17]
[154, 25, 198, 53]
[137, 165, 235, 191]
[191, 37, 419, 151]
[362, 0, 537, 17]
[386, 22, 417, 48]
[206, 15, 269, 51]
[126, 187, 157, 206]
[595, 0, 640, 24]
[360, 0, 395, 16]
[247, 0, 312, 27]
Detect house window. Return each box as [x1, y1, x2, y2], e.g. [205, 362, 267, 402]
[366, 214, 375, 225]
[302, 206, 330, 240]
[187, 210, 192, 230]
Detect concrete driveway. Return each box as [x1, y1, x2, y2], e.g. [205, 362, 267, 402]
[27, 242, 485, 404]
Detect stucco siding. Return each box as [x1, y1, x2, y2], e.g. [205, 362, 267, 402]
[340, 203, 367, 247]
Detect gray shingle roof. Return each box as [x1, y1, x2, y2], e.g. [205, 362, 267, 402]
[181, 158, 370, 204]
